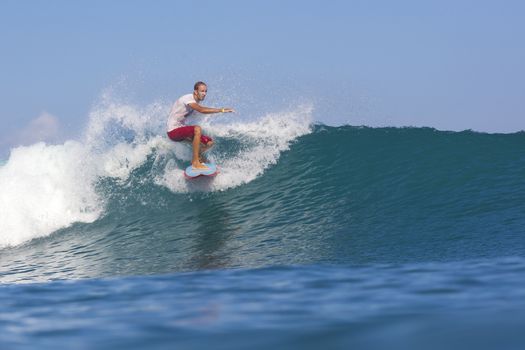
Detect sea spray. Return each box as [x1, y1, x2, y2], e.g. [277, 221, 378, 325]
[0, 142, 101, 247]
[156, 104, 314, 192]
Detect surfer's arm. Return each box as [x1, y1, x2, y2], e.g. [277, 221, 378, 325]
[188, 103, 234, 114]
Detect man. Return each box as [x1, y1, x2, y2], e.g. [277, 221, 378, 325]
[167, 81, 234, 170]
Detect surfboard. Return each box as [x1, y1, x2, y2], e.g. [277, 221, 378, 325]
[184, 163, 218, 179]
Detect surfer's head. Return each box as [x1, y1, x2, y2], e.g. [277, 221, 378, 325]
[193, 81, 207, 101]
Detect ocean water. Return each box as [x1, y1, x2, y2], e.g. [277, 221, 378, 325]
[1, 102, 525, 349]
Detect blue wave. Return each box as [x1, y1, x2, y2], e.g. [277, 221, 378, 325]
[1, 126, 524, 282]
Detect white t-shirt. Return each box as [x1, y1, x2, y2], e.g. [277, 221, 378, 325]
[166, 94, 198, 131]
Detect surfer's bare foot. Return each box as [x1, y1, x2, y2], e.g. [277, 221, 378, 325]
[192, 162, 209, 170]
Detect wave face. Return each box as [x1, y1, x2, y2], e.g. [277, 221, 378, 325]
[1, 119, 524, 282]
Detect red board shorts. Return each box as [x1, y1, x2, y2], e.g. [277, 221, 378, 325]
[167, 126, 213, 145]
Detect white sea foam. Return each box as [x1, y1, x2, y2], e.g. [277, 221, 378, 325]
[0, 96, 312, 247]
[0, 141, 101, 247]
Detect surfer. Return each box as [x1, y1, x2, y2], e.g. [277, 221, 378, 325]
[167, 81, 234, 170]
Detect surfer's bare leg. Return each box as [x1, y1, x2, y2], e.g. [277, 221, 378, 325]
[192, 126, 208, 169]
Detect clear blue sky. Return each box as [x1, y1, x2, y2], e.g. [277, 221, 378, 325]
[1, 0, 524, 154]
